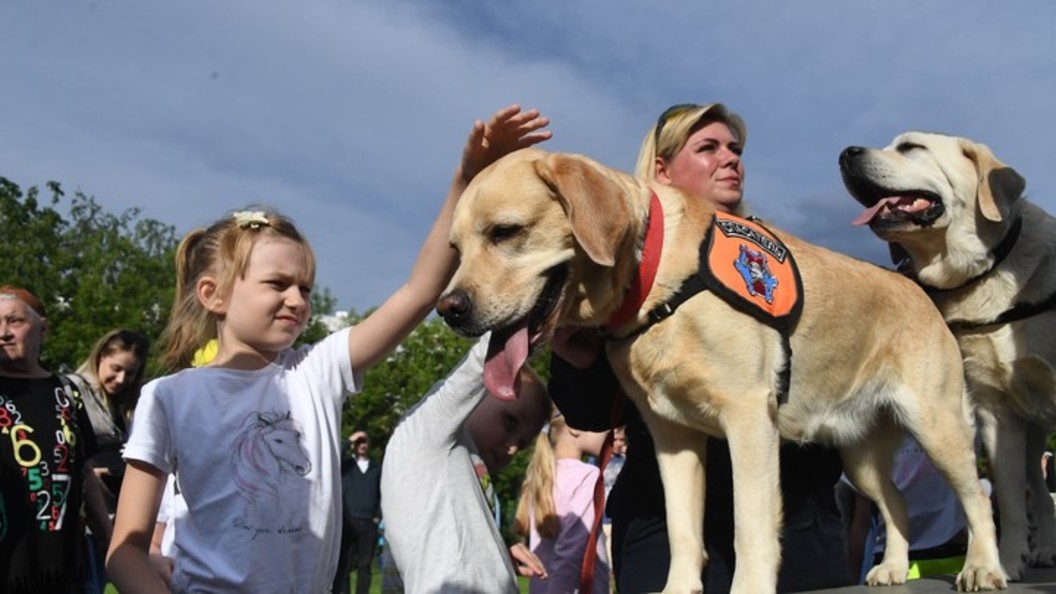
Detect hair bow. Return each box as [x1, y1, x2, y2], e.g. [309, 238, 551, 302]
[232, 210, 270, 230]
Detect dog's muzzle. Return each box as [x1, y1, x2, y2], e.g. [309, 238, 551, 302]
[839, 147, 945, 229]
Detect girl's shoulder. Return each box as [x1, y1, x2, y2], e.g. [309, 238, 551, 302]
[142, 366, 231, 394]
[556, 458, 601, 482]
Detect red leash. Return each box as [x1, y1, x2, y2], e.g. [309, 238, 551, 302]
[580, 192, 659, 591]
[578, 395, 624, 593]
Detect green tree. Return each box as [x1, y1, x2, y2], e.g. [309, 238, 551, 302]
[0, 177, 178, 372]
[298, 288, 339, 346]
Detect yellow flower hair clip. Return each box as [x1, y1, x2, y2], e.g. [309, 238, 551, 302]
[232, 210, 270, 230]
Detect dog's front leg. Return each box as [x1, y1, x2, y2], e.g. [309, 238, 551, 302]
[978, 407, 1030, 580]
[645, 415, 708, 594]
[724, 409, 782, 593]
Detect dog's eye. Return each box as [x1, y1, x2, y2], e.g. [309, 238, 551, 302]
[489, 224, 523, 244]
[896, 142, 925, 153]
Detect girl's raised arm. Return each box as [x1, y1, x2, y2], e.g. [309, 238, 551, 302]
[106, 461, 170, 593]
[347, 105, 551, 372]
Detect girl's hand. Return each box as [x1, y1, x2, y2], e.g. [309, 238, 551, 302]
[510, 542, 548, 578]
[460, 105, 552, 184]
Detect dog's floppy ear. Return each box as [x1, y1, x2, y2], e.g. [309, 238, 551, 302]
[533, 153, 631, 267]
[962, 140, 1025, 222]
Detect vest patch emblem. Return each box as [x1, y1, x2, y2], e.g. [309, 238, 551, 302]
[735, 244, 779, 304]
[702, 212, 803, 330]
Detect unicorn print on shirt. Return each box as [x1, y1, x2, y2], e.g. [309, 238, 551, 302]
[231, 410, 312, 523]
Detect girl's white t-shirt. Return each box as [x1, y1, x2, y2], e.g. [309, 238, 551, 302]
[125, 329, 358, 593]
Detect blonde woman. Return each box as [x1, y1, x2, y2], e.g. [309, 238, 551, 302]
[67, 328, 149, 594]
[549, 103, 852, 592]
[514, 410, 609, 594]
[68, 328, 151, 506]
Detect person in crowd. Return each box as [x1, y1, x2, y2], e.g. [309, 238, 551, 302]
[514, 409, 610, 593]
[548, 102, 853, 592]
[0, 285, 112, 594]
[105, 105, 552, 593]
[333, 430, 383, 594]
[68, 328, 151, 504]
[1043, 451, 1056, 494]
[604, 426, 627, 501]
[841, 434, 969, 582]
[381, 335, 551, 593]
[66, 328, 150, 593]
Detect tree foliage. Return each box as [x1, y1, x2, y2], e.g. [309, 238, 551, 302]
[0, 177, 178, 372]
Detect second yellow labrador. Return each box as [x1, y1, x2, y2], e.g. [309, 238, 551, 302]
[437, 148, 1005, 592]
[841, 131, 1056, 580]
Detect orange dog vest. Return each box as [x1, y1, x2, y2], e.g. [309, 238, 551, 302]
[702, 212, 802, 331]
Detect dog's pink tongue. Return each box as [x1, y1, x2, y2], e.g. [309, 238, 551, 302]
[484, 324, 529, 401]
[852, 196, 907, 226]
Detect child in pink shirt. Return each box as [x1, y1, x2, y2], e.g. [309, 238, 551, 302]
[515, 411, 610, 593]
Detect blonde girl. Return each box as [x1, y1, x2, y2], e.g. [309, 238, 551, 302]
[106, 105, 552, 593]
[514, 410, 610, 594]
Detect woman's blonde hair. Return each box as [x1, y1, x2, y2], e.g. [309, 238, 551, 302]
[160, 208, 315, 370]
[513, 408, 565, 540]
[633, 102, 748, 183]
[76, 328, 150, 423]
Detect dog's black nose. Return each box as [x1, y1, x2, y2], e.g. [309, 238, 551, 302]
[839, 146, 865, 168]
[436, 289, 471, 323]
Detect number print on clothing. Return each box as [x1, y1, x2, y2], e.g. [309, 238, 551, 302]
[0, 382, 83, 533]
[10, 424, 42, 466]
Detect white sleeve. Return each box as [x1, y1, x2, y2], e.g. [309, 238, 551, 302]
[397, 334, 490, 447]
[123, 377, 174, 473]
[285, 327, 359, 402]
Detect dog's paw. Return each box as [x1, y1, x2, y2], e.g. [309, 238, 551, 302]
[955, 565, 1008, 591]
[865, 562, 908, 586]
[1028, 544, 1056, 567]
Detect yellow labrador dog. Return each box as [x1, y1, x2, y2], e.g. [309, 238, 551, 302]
[840, 132, 1056, 580]
[437, 148, 1006, 592]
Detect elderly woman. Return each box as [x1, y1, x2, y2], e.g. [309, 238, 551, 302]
[0, 285, 111, 594]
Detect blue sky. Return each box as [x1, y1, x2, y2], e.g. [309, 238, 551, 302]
[3, 1, 1054, 312]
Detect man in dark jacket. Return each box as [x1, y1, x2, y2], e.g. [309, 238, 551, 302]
[333, 430, 383, 594]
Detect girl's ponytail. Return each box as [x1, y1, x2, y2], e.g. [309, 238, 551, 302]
[161, 228, 215, 370]
[514, 412, 561, 539]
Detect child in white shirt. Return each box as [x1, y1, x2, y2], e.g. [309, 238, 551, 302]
[382, 336, 551, 593]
